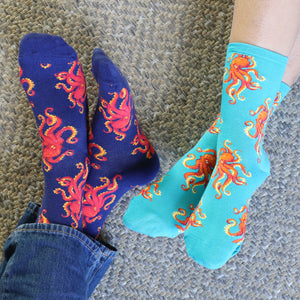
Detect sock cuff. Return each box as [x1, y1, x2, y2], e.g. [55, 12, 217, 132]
[279, 81, 291, 99]
[227, 42, 288, 67]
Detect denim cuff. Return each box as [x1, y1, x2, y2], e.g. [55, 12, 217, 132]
[0, 202, 117, 299]
[17, 201, 117, 256]
[14, 221, 117, 265]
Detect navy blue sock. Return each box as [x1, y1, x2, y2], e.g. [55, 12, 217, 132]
[82, 49, 160, 238]
[19, 33, 89, 230]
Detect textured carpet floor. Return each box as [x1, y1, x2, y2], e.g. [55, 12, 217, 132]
[0, 0, 299, 299]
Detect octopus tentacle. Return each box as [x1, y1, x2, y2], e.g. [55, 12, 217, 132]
[20, 78, 35, 96]
[57, 126, 78, 144]
[224, 219, 237, 235]
[244, 121, 255, 138]
[89, 143, 107, 169]
[225, 203, 248, 244]
[208, 113, 222, 134]
[131, 121, 155, 158]
[46, 150, 73, 164]
[44, 108, 58, 126]
[174, 209, 189, 231]
[38, 115, 46, 136]
[137, 176, 163, 201]
[38, 209, 50, 224]
[103, 195, 117, 210]
[55, 187, 73, 201]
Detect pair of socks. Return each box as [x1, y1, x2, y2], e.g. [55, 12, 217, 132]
[124, 43, 289, 269]
[19, 33, 159, 238]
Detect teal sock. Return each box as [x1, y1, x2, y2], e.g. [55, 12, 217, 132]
[184, 43, 288, 269]
[123, 82, 289, 239]
[123, 114, 221, 237]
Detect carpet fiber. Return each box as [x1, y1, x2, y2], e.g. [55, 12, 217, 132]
[0, 0, 299, 299]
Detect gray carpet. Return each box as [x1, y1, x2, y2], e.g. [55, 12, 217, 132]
[0, 0, 299, 299]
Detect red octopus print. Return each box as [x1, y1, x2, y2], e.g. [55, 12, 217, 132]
[38, 107, 78, 172]
[212, 140, 251, 199]
[100, 87, 133, 141]
[173, 203, 205, 232]
[38, 209, 50, 224]
[137, 176, 164, 201]
[88, 129, 107, 169]
[245, 98, 272, 162]
[225, 200, 249, 244]
[88, 143, 107, 169]
[223, 53, 264, 104]
[55, 60, 86, 113]
[181, 148, 217, 193]
[19, 66, 35, 96]
[54, 158, 89, 229]
[82, 175, 122, 228]
[208, 113, 222, 134]
[131, 119, 155, 159]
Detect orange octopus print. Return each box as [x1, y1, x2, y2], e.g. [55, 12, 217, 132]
[224, 200, 249, 244]
[208, 113, 223, 134]
[244, 98, 272, 162]
[181, 148, 217, 193]
[173, 203, 205, 232]
[137, 176, 164, 201]
[82, 175, 122, 229]
[223, 53, 264, 104]
[54, 157, 89, 229]
[212, 140, 251, 199]
[38, 108, 78, 172]
[269, 91, 281, 117]
[131, 119, 155, 159]
[100, 87, 133, 141]
[19, 66, 35, 96]
[55, 60, 86, 113]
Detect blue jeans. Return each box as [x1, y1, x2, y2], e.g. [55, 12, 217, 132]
[0, 202, 117, 299]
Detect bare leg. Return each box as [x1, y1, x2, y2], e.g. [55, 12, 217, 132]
[229, 0, 300, 56]
[282, 31, 300, 86]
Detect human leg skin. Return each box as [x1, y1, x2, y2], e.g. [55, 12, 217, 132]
[229, 0, 300, 56]
[282, 29, 300, 86]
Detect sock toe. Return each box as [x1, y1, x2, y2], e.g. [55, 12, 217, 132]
[184, 233, 241, 269]
[19, 33, 76, 59]
[123, 204, 179, 238]
[91, 48, 123, 84]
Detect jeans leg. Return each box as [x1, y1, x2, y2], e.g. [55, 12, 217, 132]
[0, 202, 117, 300]
[0, 202, 40, 280]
